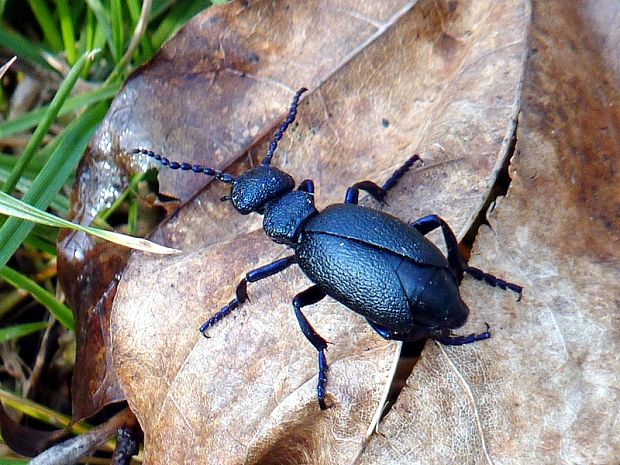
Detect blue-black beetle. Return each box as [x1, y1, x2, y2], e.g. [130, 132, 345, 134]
[133, 88, 522, 409]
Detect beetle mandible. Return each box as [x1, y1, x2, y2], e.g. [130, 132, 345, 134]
[133, 88, 522, 409]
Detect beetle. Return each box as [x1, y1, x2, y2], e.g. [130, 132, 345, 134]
[133, 88, 522, 409]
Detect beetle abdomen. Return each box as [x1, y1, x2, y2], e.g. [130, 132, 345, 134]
[303, 204, 448, 268]
[296, 231, 415, 331]
[394, 258, 469, 329]
[296, 226, 470, 333]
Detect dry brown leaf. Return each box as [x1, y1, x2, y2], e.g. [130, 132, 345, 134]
[106, 0, 529, 463]
[358, 1, 620, 464]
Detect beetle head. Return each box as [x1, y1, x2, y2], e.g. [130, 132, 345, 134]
[230, 165, 295, 215]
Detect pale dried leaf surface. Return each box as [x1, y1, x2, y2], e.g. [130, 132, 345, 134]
[359, 1, 620, 464]
[109, 0, 528, 463]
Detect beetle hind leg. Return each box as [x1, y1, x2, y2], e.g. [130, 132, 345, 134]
[432, 324, 491, 345]
[292, 286, 330, 409]
[367, 319, 491, 345]
[410, 214, 523, 297]
[464, 266, 523, 296]
[365, 319, 434, 341]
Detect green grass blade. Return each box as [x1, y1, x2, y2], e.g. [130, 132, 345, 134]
[0, 153, 46, 178]
[151, 0, 207, 49]
[84, 0, 114, 59]
[0, 458, 28, 465]
[98, 171, 145, 222]
[93, 16, 108, 52]
[23, 232, 58, 257]
[78, 8, 96, 78]
[30, 222, 60, 242]
[106, 0, 153, 82]
[0, 388, 89, 435]
[0, 82, 121, 139]
[26, 0, 63, 51]
[0, 321, 48, 343]
[1, 50, 99, 195]
[0, 152, 48, 175]
[69, 1, 86, 28]
[0, 191, 180, 255]
[0, 267, 74, 330]
[0, 102, 106, 270]
[149, 0, 173, 18]
[56, 0, 77, 65]
[0, 388, 117, 452]
[127, 0, 154, 59]
[0, 167, 70, 213]
[110, 0, 125, 63]
[127, 199, 139, 235]
[0, 27, 54, 71]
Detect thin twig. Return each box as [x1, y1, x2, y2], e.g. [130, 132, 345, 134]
[28, 409, 131, 465]
[23, 315, 55, 398]
[107, 0, 153, 83]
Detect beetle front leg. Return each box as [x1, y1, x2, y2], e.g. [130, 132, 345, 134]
[292, 285, 330, 409]
[410, 214, 523, 295]
[344, 182, 387, 204]
[344, 155, 422, 204]
[381, 154, 421, 191]
[199, 255, 297, 335]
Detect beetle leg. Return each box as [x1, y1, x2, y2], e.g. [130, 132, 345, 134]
[297, 179, 315, 194]
[381, 154, 422, 192]
[292, 286, 329, 409]
[365, 319, 432, 341]
[367, 319, 491, 345]
[409, 214, 523, 296]
[344, 181, 387, 204]
[344, 155, 422, 204]
[409, 214, 466, 279]
[199, 255, 297, 336]
[432, 325, 491, 345]
[463, 266, 523, 296]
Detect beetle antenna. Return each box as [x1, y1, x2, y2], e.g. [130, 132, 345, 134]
[261, 87, 308, 166]
[132, 148, 235, 184]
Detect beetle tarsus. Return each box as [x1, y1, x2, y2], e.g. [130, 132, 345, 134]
[433, 327, 491, 346]
[317, 351, 329, 410]
[297, 179, 315, 194]
[465, 266, 523, 296]
[381, 154, 422, 192]
[199, 298, 239, 336]
[343, 155, 422, 205]
[409, 214, 524, 296]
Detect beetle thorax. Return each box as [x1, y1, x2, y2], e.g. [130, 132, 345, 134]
[263, 191, 317, 245]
